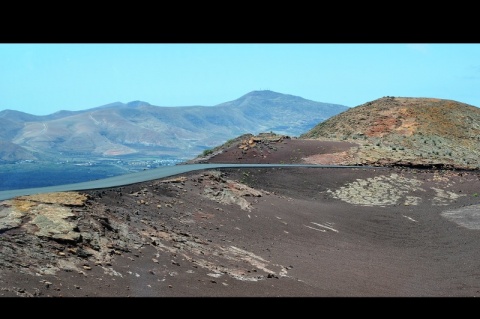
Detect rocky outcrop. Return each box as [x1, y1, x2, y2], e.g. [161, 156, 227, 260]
[237, 133, 290, 152]
[0, 170, 286, 294]
[201, 171, 263, 211]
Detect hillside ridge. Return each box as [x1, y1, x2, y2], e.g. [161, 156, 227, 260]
[301, 96, 480, 170]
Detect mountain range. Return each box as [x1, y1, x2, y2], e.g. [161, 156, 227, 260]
[0, 90, 348, 163]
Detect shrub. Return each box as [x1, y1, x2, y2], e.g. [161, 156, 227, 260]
[202, 149, 213, 156]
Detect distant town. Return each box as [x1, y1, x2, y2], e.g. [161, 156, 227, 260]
[0, 157, 188, 191]
[18, 157, 185, 170]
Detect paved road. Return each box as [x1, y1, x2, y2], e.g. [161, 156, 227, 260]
[0, 163, 370, 201]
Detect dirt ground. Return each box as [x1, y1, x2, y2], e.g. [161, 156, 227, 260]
[1, 139, 480, 297]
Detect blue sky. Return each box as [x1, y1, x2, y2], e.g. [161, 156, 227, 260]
[1, 43, 480, 115]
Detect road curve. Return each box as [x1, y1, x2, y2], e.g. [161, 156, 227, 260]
[0, 163, 375, 201]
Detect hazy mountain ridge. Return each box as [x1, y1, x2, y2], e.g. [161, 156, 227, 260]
[301, 96, 480, 169]
[0, 91, 348, 162]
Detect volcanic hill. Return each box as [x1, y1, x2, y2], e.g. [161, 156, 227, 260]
[300, 96, 480, 170]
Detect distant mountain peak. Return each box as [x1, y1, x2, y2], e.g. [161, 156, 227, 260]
[126, 101, 151, 108]
[0, 109, 41, 122]
[242, 90, 297, 100]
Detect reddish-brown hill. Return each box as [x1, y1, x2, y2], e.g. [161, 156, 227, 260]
[301, 97, 480, 169]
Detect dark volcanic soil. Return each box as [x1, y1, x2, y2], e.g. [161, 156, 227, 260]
[1, 139, 480, 297]
[204, 138, 358, 164]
